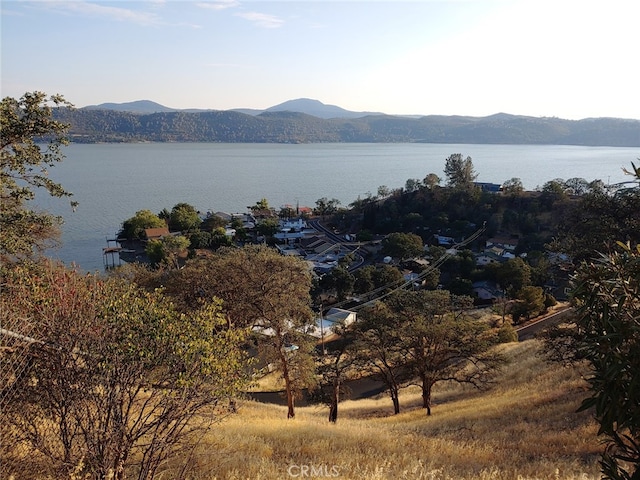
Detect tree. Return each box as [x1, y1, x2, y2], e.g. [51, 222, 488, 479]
[168, 202, 201, 232]
[572, 242, 640, 480]
[160, 245, 317, 418]
[502, 177, 524, 196]
[540, 178, 568, 207]
[377, 185, 391, 198]
[0, 260, 249, 480]
[201, 213, 227, 232]
[564, 177, 589, 195]
[382, 232, 424, 260]
[423, 173, 441, 189]
[313, 322, 356, 423]
[551, 173, 640, 263]
[385, 290, 503, 415]
[352, 302, 409, 414]
[120, 209, 165, 240]
[145, 234, 190, 269]
[512, 285, 545, 323]
[1, 92, 74, 260]
[319, 265, 355, 301]
[496, 257, 532, 297]
[256, 217, 280, 238]
[444, 153, 478, 189]
[314, 197, 341, 217]
[249, 198, 274, 218]
[279, 205, 297, 219]
[404, 178, 421, 193]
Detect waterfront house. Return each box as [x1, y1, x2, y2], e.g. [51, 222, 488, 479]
[144, 227, 170, 241]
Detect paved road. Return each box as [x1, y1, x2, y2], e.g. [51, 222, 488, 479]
[515, 306, 573, 341]
[308, 219, 365, 270]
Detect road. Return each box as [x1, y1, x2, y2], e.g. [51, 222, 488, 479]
[515, 306, 573, 341]
[308, 218, 365, 270]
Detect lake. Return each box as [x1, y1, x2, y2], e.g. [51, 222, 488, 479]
[35, 142, 639, 272]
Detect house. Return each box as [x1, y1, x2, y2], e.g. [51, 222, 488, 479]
[486, 236, 519, 252]
[474, 182, 502, 193]
[472, 280, 505, 301]
[475, 251, 503, 266]
[403, 271, 423, 289]
[308, 308, 357, 339]
[434, 234, 455, 246]
[144, 227, 170, 241]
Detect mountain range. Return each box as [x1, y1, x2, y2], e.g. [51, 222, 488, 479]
[83, 98, 383, 119]
[61, 98, 640, 146]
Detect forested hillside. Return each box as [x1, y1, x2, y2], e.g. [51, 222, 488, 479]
[54, 108, 640, 146]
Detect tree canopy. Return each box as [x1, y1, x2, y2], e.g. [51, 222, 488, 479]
[381, 232, 424, 260]
[1, 92, 74, 260]
[0, 260, 249, 479]
[572, 242, 640, 480]
[120, 209, 165, 240]
[444, 153, 478, 189]
[159, 245, 317, 418]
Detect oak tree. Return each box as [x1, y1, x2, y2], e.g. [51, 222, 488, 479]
[161, 245, 317, 418]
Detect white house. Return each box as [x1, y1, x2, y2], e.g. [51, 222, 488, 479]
[308, 308, 357, 339]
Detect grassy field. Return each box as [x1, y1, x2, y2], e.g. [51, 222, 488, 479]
[165, 339, 603, 480]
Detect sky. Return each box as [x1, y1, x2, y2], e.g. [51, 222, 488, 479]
[1, 0, 639, 120]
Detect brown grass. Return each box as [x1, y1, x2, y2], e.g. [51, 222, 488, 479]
[162, 339, 602, 480]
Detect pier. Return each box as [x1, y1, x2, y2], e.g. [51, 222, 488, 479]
[103, 237, 122, 269]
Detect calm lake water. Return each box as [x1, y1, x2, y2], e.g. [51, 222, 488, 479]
[35, 142, 639, 272]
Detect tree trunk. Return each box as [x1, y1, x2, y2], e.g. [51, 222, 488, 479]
[329, 378, 340, 423]
[390, 384, 400, 415]
[280, 347, 296, 419]
[422, 382, 432, 416]
[283, 368, 295, 418]
[287, 389, 295, 419]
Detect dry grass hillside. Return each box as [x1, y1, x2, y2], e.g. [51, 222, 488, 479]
[164, 339, 603, 480]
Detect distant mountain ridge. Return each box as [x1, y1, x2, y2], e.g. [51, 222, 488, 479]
[62, 99, 640, 146]
[83, 98, 381, 118]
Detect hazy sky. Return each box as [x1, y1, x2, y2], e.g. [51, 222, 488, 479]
[1, 0, 638, 119]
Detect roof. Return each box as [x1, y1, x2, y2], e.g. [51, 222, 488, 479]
[144, 227, 170, 239]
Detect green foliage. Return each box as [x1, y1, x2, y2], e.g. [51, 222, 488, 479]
[55, 107, 640, 145]
[497, 322, 519, 343]
[552, 173, 640, 262]
[444, 153, 478, 189]
[0, 260, 249, 479]
[250, 198, 271, 212]
[159, 245, 317, 418]
[256, 217, 279, 237]
[354, 290, 504, 415]
[319, 265, 355, 301]
[1, 92, 73, 259]
[573, 242, 640, 479]
[120, 209, 165, 240]
[201, 213, 228, 231]
[512, 286, 545, 323]
[145, 234, 190, 268]
[496, 258, 532, 297]
[314, 197, 341, 217]
[188, 230, 213, 249]
[168, 202, 201, 232]
[423, 173, 441, 188]
[381, 232, 424, 260]
[502, 177, 524, 196]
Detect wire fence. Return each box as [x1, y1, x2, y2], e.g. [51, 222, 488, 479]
[0, 315, 43, 480]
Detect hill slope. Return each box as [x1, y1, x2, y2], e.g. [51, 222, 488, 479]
[57, 107, 640, 146]
[161, 340, 601, 479]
